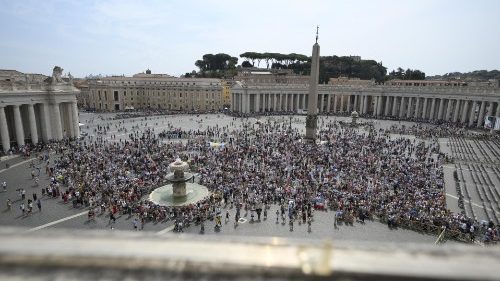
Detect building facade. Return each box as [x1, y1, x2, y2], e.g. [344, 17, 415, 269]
[232, 77, 500, 128]
[86, 71, 224, 112]
[0, 67, 80, 152]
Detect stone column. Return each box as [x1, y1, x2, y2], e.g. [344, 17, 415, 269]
[302, 94, 306, 110]
[406, 97, 413, 118]
[461, 100, 469, 123]
[477, 101, 486, 127]
[246, 94, 251, 113]
[284, 94, 289, 111]
[353, 95, 358, 112]
[384, 96, 391, 116]
[414, 98, 420, 118]
[496, 102, 500, 117]
[0, 107, 10, 153]
[469, 101, 476, 127]
[255, 94, 260, 112]
[362, 95, 368, 114]
[333, 95, 338, 113]
[429, 98, 436, 120]
[399, 97, 406, 118]
[377, 96, 383, 116]
[486, 102, 494, 118]
[391, 97, 398, 116]
[452, 100, 461, 123]
[327, 95, 331, 112]
[40, 103, 52, 141]
[445, 99, 453, 121]
[13, 105, 25, 146]
[28, 104, 38, 144]
[318, 94, 323, 113]
[72, 101, 80, 138]
[422, 98, 428, 119]
[65, 103, 74, 138]
[340, 95, 345, 113]
[437, 99, 445, 120]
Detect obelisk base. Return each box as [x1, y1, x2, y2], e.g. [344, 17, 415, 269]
[305, 115, 318, 141]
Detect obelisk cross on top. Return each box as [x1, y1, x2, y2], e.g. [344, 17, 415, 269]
[316, 25, 319, 43]
[305, 26, 320, 141]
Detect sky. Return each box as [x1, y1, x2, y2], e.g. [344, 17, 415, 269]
[0, 0, 499, 78]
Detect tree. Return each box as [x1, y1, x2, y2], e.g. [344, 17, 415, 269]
[241, 61, 253, 68]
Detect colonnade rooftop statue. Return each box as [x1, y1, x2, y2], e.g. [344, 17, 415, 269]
[305, 26, 320, 141]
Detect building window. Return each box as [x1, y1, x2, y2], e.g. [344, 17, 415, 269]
[114, 91, 119, 101]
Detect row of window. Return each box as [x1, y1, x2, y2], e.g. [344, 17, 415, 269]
[103, 81, 219, 86]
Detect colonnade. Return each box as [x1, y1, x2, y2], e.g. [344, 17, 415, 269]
[232, 91, 500, 128]
[0, 101, 79, 152]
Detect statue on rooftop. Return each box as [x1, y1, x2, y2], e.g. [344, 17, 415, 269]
[51, 66, 65, 84]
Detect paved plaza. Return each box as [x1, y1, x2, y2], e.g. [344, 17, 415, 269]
[0, 112, 498, 245]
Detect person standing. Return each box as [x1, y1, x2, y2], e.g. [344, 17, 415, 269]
[6, 199, 12, 211]
[36, 199, 41, 212]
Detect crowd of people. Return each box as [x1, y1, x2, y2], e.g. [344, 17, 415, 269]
[2, 113, 499, 244]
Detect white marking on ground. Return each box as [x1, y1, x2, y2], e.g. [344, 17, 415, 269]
[0, 157, 36, 174]
[156, 225, 175, 235]
[25, 211, 88, 233]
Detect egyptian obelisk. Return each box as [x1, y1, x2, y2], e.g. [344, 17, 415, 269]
[305, 26, 320, 141]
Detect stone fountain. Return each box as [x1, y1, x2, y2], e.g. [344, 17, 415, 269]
[149, 158, 210, 207]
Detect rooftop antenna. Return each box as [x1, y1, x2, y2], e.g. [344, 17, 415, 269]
[316, 25, 319, 43]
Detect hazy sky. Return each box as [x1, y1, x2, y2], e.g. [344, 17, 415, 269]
[1, 0, 499, 77]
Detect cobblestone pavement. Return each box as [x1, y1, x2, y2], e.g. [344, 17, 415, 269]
[0, 112, 492, 244]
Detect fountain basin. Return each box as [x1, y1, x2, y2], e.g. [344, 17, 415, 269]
[149, 183, 210, 207]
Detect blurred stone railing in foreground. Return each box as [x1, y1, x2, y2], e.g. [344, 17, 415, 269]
[0, 227, 499, 281]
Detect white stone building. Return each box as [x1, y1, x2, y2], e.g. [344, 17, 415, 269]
[0, 67, 79, 152]
[86, 71, 223, 112]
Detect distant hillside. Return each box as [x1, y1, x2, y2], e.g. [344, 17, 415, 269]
[427, 70, 500, 81]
